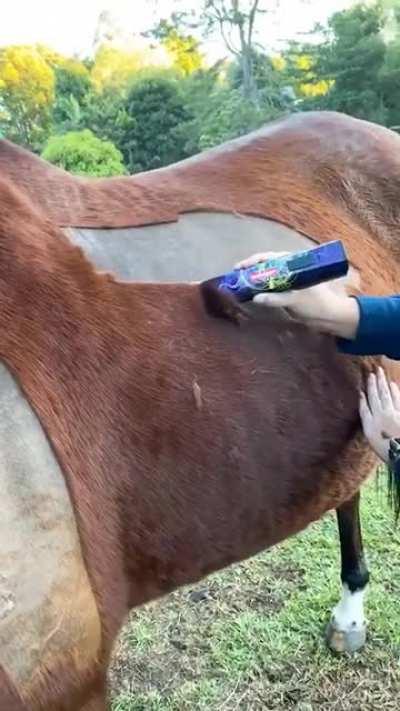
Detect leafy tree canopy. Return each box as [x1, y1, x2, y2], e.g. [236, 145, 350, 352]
[0, 44, 55, 149]
[119, 75, 194, 173]
[41, 128, 126, 177]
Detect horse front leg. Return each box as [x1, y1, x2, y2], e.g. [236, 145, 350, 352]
[326, 491, 369, 653]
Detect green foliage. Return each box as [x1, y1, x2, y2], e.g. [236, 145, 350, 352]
[285, 2, 396, 126]
[80, 88, 136, 149]
[155, 20, 204, 75]
[3, 0, 400, 169]
[119, 76, 194, 173]
[53, 84, 135, 154]
[90, 44, 169, 92]
[379, 38, 400, 127]
[178, 64, 223, 154]
[229, 50, 284, 94]
[322, 3, 387, 122]
[41, 129, 126, 177]
[193, 85, 285, 151]
[278, 43, 333, 100]
[53, 59, 92, 130]
[179, 55, 289, 154]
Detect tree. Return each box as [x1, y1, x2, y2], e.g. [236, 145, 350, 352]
[230, 48, 275, 90]
[54, 60, 91, 104]
[41, 129, 126, 177]
[324, 3, 386, 119]
[382, 0, 400, 39]
[179, 61, 225, 153]
[119, 75, 194, 172]
[78, 87, 137, 151]
[282, 3, 389, 125]
[153, 1, 278, 103]
[179, 55, 289, 154]
[197, 87, 272, 148]
[91, 44, 171, 91]
[53, 59, 92, 130]
[228, 47, 294, 113]
[200, 0, 269, 103]
[279, 42, 333, 100]
[152, 19, 204, 75]
[379, 38, 400, 128]
[148, 4, 292, 157]
[0, 45, 55, 149]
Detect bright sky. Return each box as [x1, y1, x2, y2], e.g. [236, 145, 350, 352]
[0, 0, 355, 59]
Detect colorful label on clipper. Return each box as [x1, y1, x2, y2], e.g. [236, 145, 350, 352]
[218, 264, 295, 295]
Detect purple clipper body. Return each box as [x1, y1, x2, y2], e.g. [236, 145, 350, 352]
[205, 240, 349, 303]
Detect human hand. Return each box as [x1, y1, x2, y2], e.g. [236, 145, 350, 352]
[359, 368, 400, 463]
[235, 251, 359, 339]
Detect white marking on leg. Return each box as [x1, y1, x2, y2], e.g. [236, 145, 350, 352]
[332, 583, 366, 632]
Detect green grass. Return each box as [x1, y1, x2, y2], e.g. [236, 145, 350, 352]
[109, 479, 400, 710]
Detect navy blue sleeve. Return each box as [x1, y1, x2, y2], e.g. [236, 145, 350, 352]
[337, 295, 400, 360]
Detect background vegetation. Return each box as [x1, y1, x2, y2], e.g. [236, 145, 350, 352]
[2, 1, 400, 175]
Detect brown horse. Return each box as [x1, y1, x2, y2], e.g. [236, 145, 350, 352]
[0, 111, 399, 710]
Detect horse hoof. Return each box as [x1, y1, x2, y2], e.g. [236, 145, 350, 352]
[326, 620, 367, 654]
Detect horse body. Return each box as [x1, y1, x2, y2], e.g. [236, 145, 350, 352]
[0, 181, 373, 709]
[0, 110, 399, 709]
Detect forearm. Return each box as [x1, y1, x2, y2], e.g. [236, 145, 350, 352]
[308, 292, 400, 360]
[337, 295, 400, 360]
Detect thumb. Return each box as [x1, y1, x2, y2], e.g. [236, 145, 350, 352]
[253, 291, 296, 309]
[359, 390, 372, 426]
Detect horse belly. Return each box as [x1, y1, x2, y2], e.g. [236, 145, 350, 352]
[0, 363, 101, 704]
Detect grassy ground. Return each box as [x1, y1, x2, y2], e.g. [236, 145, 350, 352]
[109, 478, 400, 710]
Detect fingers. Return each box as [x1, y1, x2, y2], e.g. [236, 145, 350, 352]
[377, 366, 394, 411]
[235, 251, 289, 270]
[253, 292, 295, 309]
[359, 390, 372, 432]
[366, 367, 400, 415]
[390, 380, 400, 411]
[367, 371, 383, 416]
[235, 253, 268, 269]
